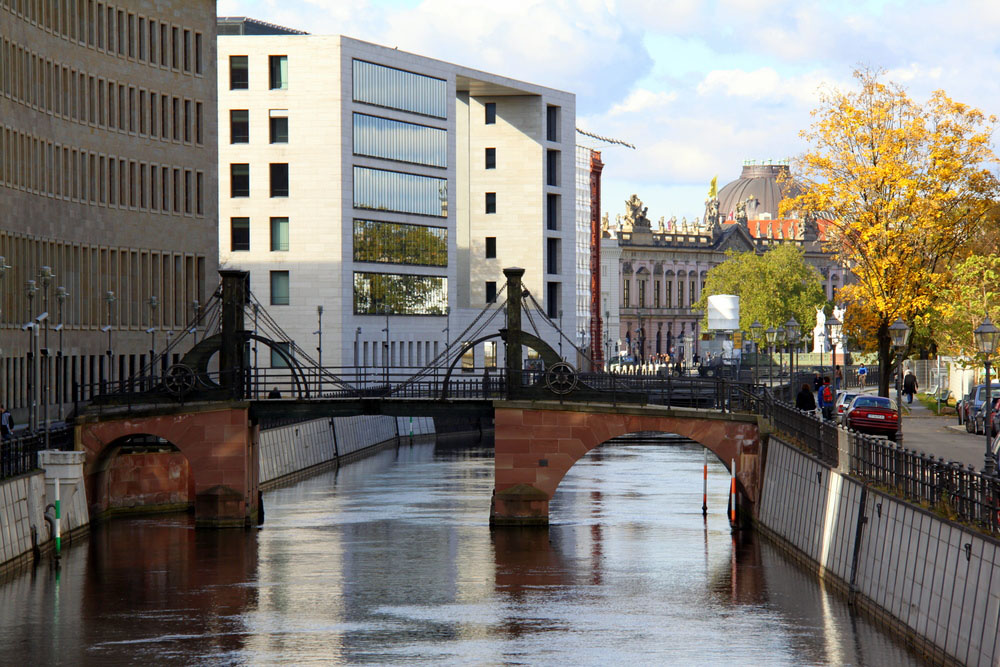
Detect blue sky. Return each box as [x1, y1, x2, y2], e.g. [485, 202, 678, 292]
[218, 0, 1000, 220]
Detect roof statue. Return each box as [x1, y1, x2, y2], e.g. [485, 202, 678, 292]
[668, 215, 676, 230]
[601, 212, 611, 238]
[624, 194, 651, 230]
[735, 199, 748, 227]
[705, 196, 720, 226]
[657, 216, 666, 233]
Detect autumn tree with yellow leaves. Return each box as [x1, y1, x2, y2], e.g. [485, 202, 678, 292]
[782, 69, 1000, 397]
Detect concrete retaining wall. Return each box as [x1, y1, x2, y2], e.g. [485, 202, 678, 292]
[258, 415, 435, 485]
[758, 436, 1000, 666]
[0, 452, 89, 573]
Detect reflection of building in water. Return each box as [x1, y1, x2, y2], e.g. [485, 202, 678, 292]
[217, 18, 577, 372]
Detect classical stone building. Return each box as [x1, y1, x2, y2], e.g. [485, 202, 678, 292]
[610, 161, 846, 363]
[1, 0, 218, 425]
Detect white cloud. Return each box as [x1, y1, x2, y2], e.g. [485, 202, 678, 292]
[608, 89, 678, 116]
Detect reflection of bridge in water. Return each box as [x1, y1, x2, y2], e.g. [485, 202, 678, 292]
[74, 268, 771, 528]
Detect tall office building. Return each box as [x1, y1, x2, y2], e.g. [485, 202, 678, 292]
[0, 0, 218, 423]
[217, 19, 577, 376]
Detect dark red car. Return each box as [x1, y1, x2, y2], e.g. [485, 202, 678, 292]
[845, 395, 900, 441]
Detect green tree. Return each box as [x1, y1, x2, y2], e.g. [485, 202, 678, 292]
[695, 244, 826, 348]
[925, 253, 1000, 361]
[782, 68, 999, 396]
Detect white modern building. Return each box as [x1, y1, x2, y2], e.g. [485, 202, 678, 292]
[217, 19, 578, 377]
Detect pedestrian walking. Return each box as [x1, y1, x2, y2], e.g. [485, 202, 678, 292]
[812, 371, 822, 392]
[795, 383, 817, 412]
[834, 365, 843, 391]
[857, 364, 867, 388]
[903, 369, 918, 404]
[820, 377, 835, 420]
[1, 405, 13, 440]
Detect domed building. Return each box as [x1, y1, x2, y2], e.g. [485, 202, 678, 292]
[715, 162, 801, 223]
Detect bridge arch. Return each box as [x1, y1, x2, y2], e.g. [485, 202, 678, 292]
[77, 406, 259, 527]
[90, 434, 195, 516]
[491, 402, 763, 526]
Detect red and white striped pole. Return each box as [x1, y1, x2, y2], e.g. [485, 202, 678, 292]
[729, 458, 737, 528]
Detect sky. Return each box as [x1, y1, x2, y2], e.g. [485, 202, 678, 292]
[218, 0, 1000, 221]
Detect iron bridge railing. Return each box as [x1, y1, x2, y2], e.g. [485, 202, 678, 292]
[1, 427, 74, 483]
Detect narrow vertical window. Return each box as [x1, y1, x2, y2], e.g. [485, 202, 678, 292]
[485, 102, 496, 124]
[485, 147, 496, 169]
[485, 281, 497, 304]
[270, 217, 289, 251]
[270, 271, 290, 305]
[546, 105, 559, 142]
[546, 193, 559, 230]
[231, 218, 249, 251]
[485, 192, 496, 214]
[485, 237, 496, 258]
[183, 29, 191, 72]
[195, 33, 203, 74]
[546, 149, 559, 186]
[229, 56, 248, 89]
[230, 110, 248, 143]
[230, 163, 249, 197]
[546, 238, 559, 274]
[269, 55, 288, 90]
[269, 163, 288, 197]
[269, 113, 288, 143]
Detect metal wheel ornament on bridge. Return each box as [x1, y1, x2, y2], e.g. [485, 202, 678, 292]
[544, 362, 579, 395]
[163, 363, 197, 398]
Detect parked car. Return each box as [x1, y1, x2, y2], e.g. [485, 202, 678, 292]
[965, 385, 1000, 434]
[844, 394, 899, 441]
[835, 391, 859, 421]
[957, 392, 969, 425]
[977, 396, 1000, 436]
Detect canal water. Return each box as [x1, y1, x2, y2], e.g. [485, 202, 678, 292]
[0, 435, 925, 665]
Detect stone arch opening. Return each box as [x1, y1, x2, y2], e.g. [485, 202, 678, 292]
[92, 433, 195, 518]
[491, 405, 761, 526]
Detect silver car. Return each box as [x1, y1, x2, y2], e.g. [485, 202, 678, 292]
[835, 391, 859, 425]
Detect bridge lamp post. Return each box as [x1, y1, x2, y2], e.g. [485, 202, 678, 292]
[315, 305, 323, 395]
[354, 326, 362, 385]
[825, 315, 841, 381]
[764, 327, 777, 386]
[147, 296, 159, 383]
[55, 286, 68, 426]
[604, 310, 611, 371]
[775, 326, 785, 385]
[0, 258, 9, 394]
[750, 320, 763, 385]
[39, 266, 54, 441]
[888, 317, 911, 443]
[104, 290, 116, 389]
[974, 317, 999, 475]
[25, 279, 38, 430]
[785, 317, 801, 398]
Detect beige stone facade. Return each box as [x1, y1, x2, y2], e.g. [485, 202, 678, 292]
[0, 0, 218, 423]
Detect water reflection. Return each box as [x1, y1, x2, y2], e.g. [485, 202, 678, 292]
[0, 437, 925, 665]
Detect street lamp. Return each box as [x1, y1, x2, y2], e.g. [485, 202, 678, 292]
[974, 317, 1000, 475]
[826, 315, 841, 381]
[38, 266, 53, 443]
[191, 299, 200, 344]
[355, 326, 363, 385]
[785, 317, 801, 396]
[147, 296, 159, 385]
[104, 290, 116, 389]
[775, 326, 786, 383]
[26, 280, 38, 430]
[55, 286, 68, 425]
[888, 317, 911, 442]
[765, 326, 777, 386]
[750, 320, 763, 385]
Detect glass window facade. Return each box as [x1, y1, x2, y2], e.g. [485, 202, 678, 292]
[271, 217, 289, 251]
[353, 272, 447, 315]
[353, 220, 447, 267]
[352, 60, 447, 119]
[269, 55, 288, 90]
[270, 270, 290, 305]
[353, 113, 447, 168]
[353, 167, 447, 217]
[230, 217, 249, 251]
[231, 163, 249, 197]
[230, 110, 249, 143]
[229, 56, 248, 89]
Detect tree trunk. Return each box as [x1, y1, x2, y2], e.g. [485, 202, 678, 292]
[877, 319, 891, 397]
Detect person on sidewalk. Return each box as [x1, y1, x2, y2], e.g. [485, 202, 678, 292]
[857, 364, 867, 387]
[819, 377, 836, 420]
[0, 405, 13, 441]
[903, 369, 918, 404]
[796, 383, 817, 412]
[834, 365, 844, 391]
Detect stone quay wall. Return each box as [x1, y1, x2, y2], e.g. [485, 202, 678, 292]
[757, 435, 1000, 667]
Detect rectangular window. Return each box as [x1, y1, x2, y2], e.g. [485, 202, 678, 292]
[269, 113, 288, 143]
[546, 282, 560, 319]
[230, 109, 249, 143]
[638, 281, 646, 307]
[270, 271, 290, 305]
[183, 29, 191, 71]
[546, 105, 559, 142]
[183, 99, 191, 142]
[171, 26, 179, 68]
[352, 60, 447, 118]
[353, 166, 447, 217]
[485, 281, 497, 304]
[485, 102, 496, 124]
[461, 344, 474, 373]
[269, 163, 289, 197]
[270, 342, 292, 368]
[229, 56, 248, 89]
[353, 272, 447, 315]
[666, 280, 673, 308]
[485, 341, 497, 369]
[485, 237, 496, 258]
[269, 55, 288, 90]
[230, 217, 250, 251]
[195, 33, 203, 74]
[127, 13, 135, 57]
[624, 281, 630, 308]
[654, 280, 661, 308]
[270, 217, 289, 251]
[353, 220, 447, 267]
[352, 113, 446, 167]
[485, 192, 496, 214]
[546, 149, 559, 186]
[172, 96, 179, 140]
[547, 237, 559, 274]
[547, 193, 559, 230]
[148, 20, 156, 62]
[485, 147, 496, 169]
[230, 163, 249, 197]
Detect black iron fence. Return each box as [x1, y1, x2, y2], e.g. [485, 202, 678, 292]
[1, 427, 74, 482]
[770, 400, 840, 466]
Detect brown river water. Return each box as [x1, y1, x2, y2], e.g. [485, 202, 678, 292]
[0, 435, 925, 665]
